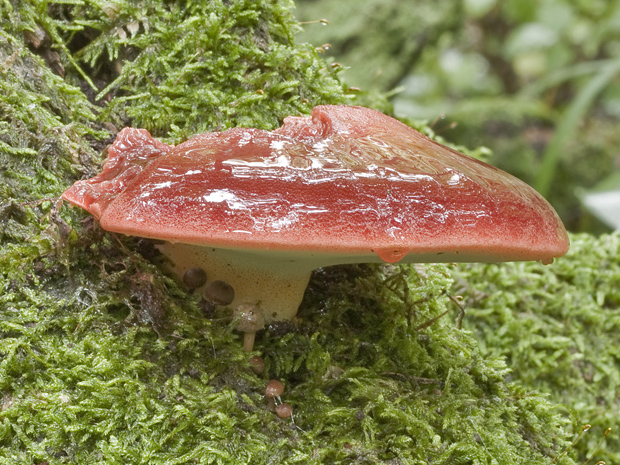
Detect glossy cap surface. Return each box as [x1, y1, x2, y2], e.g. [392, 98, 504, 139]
[62, 105, 569, 264]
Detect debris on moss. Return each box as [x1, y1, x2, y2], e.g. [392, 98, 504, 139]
[0, 1, 593, 463]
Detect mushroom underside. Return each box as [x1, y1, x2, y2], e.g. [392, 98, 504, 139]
[159, 243, 318, 351]
[157, 240, 561, 351]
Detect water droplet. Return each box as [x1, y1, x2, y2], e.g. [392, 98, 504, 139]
[375, 248, 409, 263]
[541, 257, 553, 265]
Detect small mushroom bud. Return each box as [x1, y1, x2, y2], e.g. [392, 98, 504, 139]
[249, 355, 265, 375]
[204, 280, 234, 305]
[275, 402, 293, 419]
[235, 303, 265, 352]
[182, 267, 207, 292]
[265, 379, 284, 398]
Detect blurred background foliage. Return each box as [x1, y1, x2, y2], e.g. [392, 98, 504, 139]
[295, 0, 620, 233]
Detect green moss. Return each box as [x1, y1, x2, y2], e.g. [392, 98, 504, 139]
[0, 37, 104, 203]
[2, 0, 346, 141]
[0, 1, 588, 463]
[453, 233, 620, 463]
[93, 1, 348, 140]
[0, 239, 576, 463]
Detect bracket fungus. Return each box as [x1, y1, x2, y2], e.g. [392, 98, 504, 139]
[62, 105, 569, 351]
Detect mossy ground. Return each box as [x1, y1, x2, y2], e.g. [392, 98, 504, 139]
[453, 233, 620, 463]
[0, 1, 615, 463]
[0, 228, 576, 464]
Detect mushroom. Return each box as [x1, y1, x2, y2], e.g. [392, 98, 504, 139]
[182, 267, 207, 292]
[62, 105, 569, 350]
[234, 303, 265, 352]
[249, 355, 265, 375]
[265, 379, 285, 412]
[275, 402, 293, 419]
[265, 379, 285, 399]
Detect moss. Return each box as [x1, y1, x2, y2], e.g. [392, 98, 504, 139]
[0, 37, 104, 203]
[90, 0, 348, 141]
[2, 0, 346, 141]
[452, 233, 620, 464]
[1, 241, 576, 464]
[0, 1, 585, 463]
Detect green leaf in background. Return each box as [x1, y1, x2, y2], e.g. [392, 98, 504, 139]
[577, 171, 620, 230]
[535, 56, 620, 197]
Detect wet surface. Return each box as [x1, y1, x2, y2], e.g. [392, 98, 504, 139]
[63, 106, 569, 261]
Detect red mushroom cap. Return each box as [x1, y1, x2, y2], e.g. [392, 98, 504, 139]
[62, 105, 569, 264]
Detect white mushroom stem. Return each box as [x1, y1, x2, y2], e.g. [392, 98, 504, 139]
[158, 242, 319, 323]
[235, 303, 265, 352]
[243, 332, 256, 353]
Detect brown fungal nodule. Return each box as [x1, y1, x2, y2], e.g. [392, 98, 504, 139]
[182, 267, 207, 291]
[204, 280, 235, 306]
[275, 402, 293, 419]
[249, 355, 265, 375]
[265, 379, 285, 398]
[62, 105, 570, 351]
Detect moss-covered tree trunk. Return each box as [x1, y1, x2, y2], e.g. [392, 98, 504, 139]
[1, 1, 616, 464]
